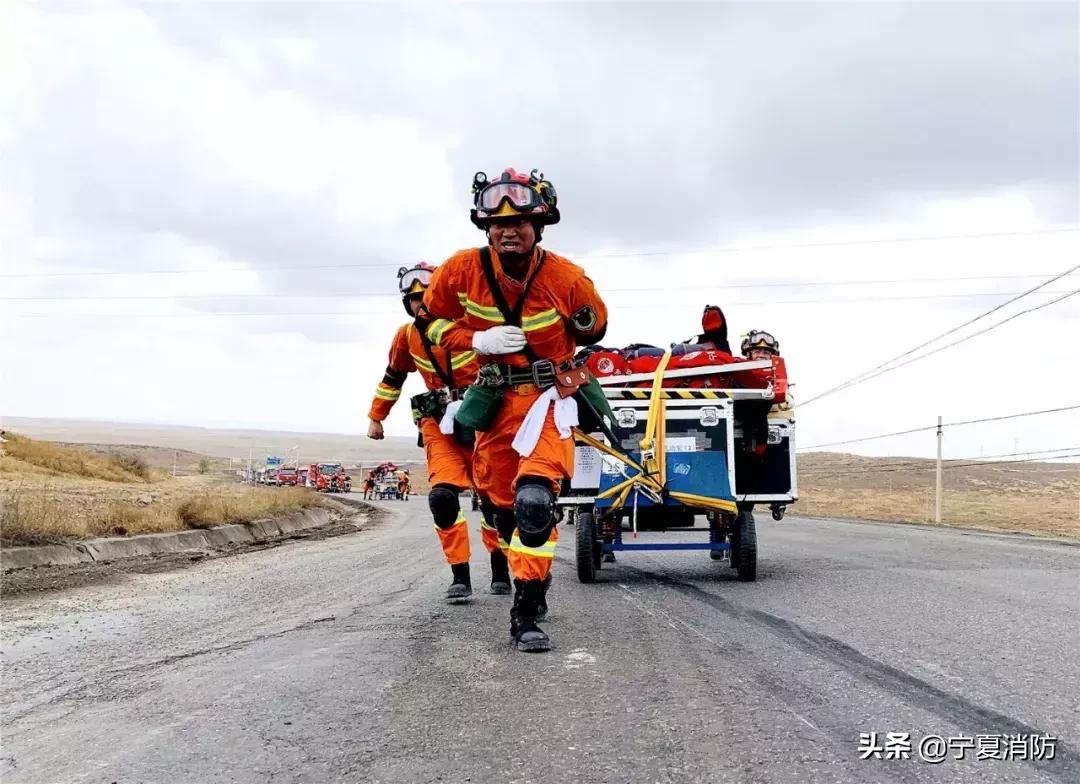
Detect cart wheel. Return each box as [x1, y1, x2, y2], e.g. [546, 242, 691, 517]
[576, 511, 600, 583]
[731, 509, 757, 582]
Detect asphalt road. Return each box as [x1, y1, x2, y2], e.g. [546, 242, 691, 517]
[2, 496, 1078, 783]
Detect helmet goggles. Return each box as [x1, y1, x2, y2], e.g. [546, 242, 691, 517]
[476, 181, 546, 215]
[470, 168, 560, 227]
[741, 330, 780, 356]
[398, 265, 433, 297]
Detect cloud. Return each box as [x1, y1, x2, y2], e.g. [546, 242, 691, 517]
[4, 1, 1079, 459]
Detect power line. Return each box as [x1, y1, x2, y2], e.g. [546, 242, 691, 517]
[584, 226, 1079, 258]
[941, 453, 1080, 470]
[800, 446, 1080, 475]
[800, 404, 1080, 450]
[5, 286, 1073, 304]
[800, 262, 1080, 406]
[806, 287, 1079, 395]
[801, 452, 1080, 479]
[8, 226, 1076, 278]
[10, 289, 1077, 319]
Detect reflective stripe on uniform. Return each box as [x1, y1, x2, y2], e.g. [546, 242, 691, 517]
[433, 513, 468, 533]
[411, 351, 475, 375]
[456, 294, 505, 324]
[412, 354, 437, 373]
[450, 351, 477, 369]
[375, 384, 401, 401]
[509, 532, 557, 559]
[425, 319, 455, 345]
[521, 308, 560, 333]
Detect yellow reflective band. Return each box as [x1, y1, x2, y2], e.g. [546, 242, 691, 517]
[375, 385, 401, 401]
[450, 351, 477, 369]
[425, 319, 455, 345]
[509, 533, 557, 559]
[412, 354, 436, 373]
[462, 298, 505, 324]
[433, 514, 468, 532]
[480, 520, 498, 532]
[521, 308, 560, 333]
[498, 538, 510, 551]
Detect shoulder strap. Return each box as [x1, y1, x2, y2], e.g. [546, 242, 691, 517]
[412, 323, 455, 389]
[478, 246, 547, 362]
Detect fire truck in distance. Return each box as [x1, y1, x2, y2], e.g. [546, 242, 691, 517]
[305, 462, 352, 493]
[276, 467, 299, 486]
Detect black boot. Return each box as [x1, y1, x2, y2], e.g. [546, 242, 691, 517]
[446, 563, 472, 604]
[535, 573, 552, 621]
[511, 579, 551, 652]
[489, 550, 511, 595]
[510, 579, 524, 638]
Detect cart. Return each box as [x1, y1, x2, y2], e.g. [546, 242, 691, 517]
[562, 352, 798, 583]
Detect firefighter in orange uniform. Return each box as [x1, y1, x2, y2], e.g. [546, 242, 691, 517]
[417, 168, 608, 652]
[367, 263, 511, 602]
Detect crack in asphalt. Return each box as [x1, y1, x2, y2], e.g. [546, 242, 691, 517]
[2, 615, 338, 727]
[624, 565, 1080, 784]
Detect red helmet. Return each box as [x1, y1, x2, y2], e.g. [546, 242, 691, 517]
[470, 168, 560, 229]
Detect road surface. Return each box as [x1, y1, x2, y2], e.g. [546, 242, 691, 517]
[2, 497, 1077, 783]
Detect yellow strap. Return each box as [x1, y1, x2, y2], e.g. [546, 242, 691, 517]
[573, 429, 645, 473]
[640, 350, 673, 479]
[668, 492, 739, 515]
[609, 483, 633, 514]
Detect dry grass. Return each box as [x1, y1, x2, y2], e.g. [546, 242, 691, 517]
[0, 434, 321, 545]
[798, 452, 1080, 538]
[176, 487, 316, 529]
[1, 433, 152, 483]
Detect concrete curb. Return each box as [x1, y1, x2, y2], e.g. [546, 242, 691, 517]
[1, 504, 366, 572]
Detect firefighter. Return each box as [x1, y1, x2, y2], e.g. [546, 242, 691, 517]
[367, 262, 511, 602]
[741, 329, 780, 361]
[417, 167, 608, 652]
[363, 471, 376, 500]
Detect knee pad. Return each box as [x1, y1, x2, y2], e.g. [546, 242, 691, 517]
[514, 479, 556, 548]
[428, 485, 461, 529]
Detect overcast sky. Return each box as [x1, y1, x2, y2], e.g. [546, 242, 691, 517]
[2, 1, 1078, 461]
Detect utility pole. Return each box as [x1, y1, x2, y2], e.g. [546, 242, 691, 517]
[935, 415, 943, 524]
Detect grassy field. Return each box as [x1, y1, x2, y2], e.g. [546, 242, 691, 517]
[0, 434, 321, 545]
[4, 416, 425, 467]
[3, 419, 1076, 540]
[797, 452, 1080, 538]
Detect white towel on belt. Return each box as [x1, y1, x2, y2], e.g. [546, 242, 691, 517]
[512, 387, 579, 457]
[440, 400, 463, 435]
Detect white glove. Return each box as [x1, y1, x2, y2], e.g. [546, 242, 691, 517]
[472, 326, 527, 355]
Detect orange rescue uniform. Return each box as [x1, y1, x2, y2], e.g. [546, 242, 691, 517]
[420, 246, 607, 581]
[367, 323, 500, 562]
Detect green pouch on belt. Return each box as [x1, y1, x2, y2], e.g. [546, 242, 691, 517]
[455, 384, 503, 431]
[575, 376, 615, 433]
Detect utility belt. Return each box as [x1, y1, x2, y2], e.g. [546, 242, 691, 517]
[475, 358, 581, 392]
[457, 358, 605, 432]
[409, 386, 469, 422]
